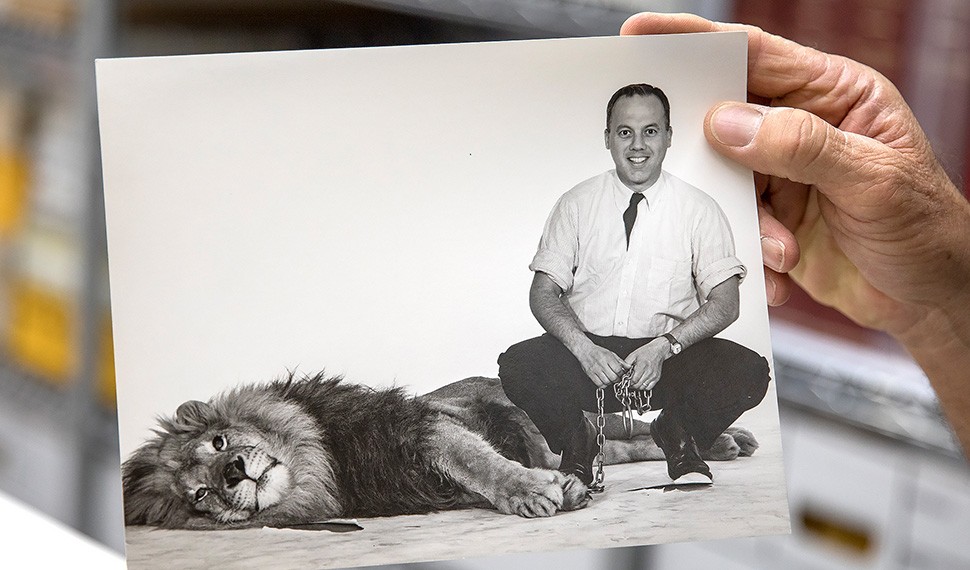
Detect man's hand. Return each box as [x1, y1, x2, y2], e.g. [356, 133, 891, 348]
[576, 344, 630, 388]
[621, 12, 970, 454]
[620, 12, 970, 344]
[624, 338, 668, 390]
[530, 272, 631, 388]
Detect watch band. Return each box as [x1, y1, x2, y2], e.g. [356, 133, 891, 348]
[662, 333, 682, 355]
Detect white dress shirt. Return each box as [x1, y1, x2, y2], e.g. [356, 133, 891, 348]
[530, 169, 745, 338]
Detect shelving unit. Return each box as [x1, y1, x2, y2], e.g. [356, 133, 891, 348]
[0, 0, 119, 549]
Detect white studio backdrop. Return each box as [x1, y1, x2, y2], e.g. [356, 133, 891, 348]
[96, 32, 771, 459]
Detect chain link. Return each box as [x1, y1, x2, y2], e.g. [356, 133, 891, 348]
[614, 370, 652, 439]
[589, 386, 607, 493]
[589, 368, 653, 493]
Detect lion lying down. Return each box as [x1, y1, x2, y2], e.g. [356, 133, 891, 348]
[122, 374, 757, 529]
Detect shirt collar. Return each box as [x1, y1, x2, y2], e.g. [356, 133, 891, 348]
[610, 169, 666, 211]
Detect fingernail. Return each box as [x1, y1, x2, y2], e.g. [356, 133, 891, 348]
[711, 104, 765, 147]
[761, 235, 786, 272]
[765, 274, 777, 304]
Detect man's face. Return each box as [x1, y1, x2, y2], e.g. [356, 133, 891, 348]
[605, 94, 672, 191]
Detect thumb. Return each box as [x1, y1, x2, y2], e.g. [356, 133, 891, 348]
[705, 102, 879, 193]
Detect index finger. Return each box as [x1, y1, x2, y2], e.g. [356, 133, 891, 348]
[620, 12, 889, 127]
[609, 359, 631, 376]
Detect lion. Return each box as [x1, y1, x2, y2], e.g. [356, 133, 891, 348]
[122, 373, 758, 529]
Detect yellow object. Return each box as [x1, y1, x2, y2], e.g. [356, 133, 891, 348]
[6, 278, 75, 384]
[99, 315, 116, 407]
[0, 149, 29, 239]
[800, 507, 874, 556]
[6, 279, 117, 408]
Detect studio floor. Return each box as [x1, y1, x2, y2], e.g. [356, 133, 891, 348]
[124, 391, 789, 570]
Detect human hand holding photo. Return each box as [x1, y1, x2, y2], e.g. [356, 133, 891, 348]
[621, 12, 970, 453]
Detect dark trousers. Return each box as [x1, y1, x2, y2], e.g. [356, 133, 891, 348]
[498, 333, 770, 453]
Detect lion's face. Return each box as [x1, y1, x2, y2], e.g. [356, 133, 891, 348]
[123, 389, 339, 529]
[172, 421, 293, 525]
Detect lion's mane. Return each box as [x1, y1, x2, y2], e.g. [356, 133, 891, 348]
[122, 373, 524, 529]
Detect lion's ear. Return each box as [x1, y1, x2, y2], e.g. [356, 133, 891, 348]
[174, 400, 216, 428]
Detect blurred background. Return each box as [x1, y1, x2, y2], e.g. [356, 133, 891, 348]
[0, 1, 967, 568]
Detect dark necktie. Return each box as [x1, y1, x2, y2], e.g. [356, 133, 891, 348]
[623, 192, 645, 248]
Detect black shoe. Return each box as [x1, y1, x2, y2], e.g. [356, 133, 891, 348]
[651, 411, 713, 484]
[558, 418, 597, 485]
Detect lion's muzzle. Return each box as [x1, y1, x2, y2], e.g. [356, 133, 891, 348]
[223, 456, 248, 488]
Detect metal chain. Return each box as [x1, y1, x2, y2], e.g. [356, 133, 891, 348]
[613, 371, 652, 439]
[589, 386, 607, 493]
[589, 368, 653, 493]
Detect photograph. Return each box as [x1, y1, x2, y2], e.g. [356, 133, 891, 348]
[97, 31, 790, 569]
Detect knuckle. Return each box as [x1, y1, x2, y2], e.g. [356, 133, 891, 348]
[784, 112, 823, 166]
[765, 108, 842, 183]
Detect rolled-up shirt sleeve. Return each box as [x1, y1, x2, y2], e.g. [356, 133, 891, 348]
[529, 195, 578, 293]
[692, 199, 746, 300]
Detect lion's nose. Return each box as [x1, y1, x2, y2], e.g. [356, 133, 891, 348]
[223, 456, 247, 488]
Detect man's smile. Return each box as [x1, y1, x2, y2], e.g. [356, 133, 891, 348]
[629, 156, 648, 164]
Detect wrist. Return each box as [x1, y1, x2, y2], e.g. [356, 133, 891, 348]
[661, 333, 681, 356]
[895, 299, 970, 361]
[891, 290, 970, 396]
[894, 298, 970, 455]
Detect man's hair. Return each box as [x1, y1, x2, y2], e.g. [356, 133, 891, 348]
[605, 84, 671, 130]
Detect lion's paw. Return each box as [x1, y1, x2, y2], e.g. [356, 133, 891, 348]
[702, 433, 740, 461]
[558, 472, 590, 512]
[701, 427, 759, 461]
[725, 426, 759, 456]
[496, 469, 588, 518]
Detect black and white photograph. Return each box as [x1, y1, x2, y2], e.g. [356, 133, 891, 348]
[96, 31, 790, 569]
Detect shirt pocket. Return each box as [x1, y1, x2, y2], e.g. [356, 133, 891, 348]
[645, 256, 694, 312]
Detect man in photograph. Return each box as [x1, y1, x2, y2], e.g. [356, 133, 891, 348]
[499, 84, 769, 485]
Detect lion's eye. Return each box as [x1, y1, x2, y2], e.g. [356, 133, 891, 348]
[195, 488, 209, 502]
[212, 435, 227, 451]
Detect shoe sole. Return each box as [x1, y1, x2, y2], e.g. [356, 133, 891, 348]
[671, 472, 713, 485]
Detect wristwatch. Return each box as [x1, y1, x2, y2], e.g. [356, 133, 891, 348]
[662, 333, 682, 356]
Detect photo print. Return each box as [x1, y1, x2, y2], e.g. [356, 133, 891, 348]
[97, 31, 790, 569]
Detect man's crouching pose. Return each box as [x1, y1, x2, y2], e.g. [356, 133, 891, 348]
[499, 84, 770, 486]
